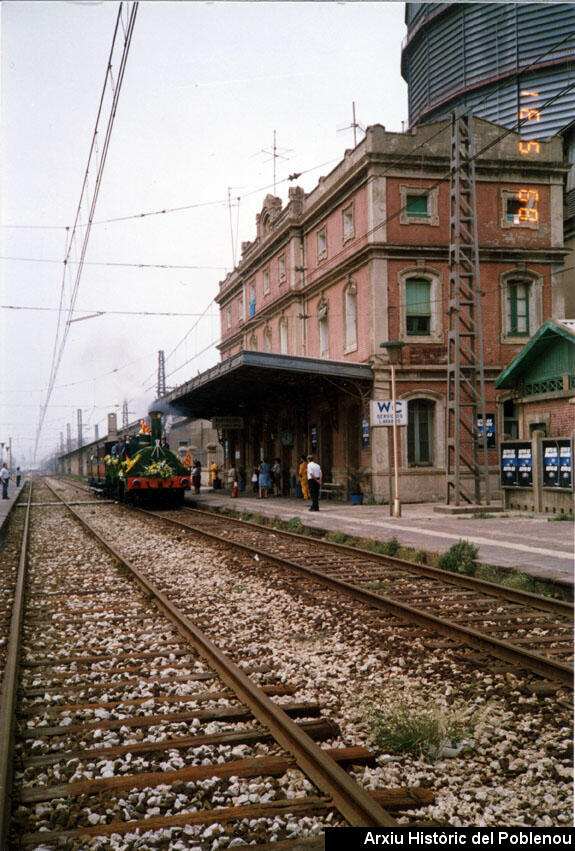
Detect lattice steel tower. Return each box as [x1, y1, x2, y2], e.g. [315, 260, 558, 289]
[157, 350, 166, 398]
[446, 112, 490, 506]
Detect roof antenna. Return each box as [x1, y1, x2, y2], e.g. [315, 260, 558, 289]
[337, 101, 365, 148]
[259, 130, 294, 195]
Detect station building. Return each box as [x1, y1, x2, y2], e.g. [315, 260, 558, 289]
[164, 117, 569, 503]
[496, 319, 575, 515]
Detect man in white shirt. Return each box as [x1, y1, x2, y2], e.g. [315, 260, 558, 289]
[1, 463, 10, 500]
[307, 454, 322, 512]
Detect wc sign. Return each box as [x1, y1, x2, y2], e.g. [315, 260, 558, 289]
[370, 400, 408, 427]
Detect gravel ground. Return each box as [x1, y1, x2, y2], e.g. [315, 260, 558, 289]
[67, 499, 573, 830]
[9, 494, 350, 849]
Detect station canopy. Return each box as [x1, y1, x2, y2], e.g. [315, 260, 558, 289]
[161, 351, 374, 420]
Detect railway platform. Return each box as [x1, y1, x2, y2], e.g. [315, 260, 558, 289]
[0, 480, 25, 526]
[186, 488, 574, 589]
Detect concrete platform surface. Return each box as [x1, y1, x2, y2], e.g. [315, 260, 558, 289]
[186, 489, 574, 589]
[0, 482, 25, 527]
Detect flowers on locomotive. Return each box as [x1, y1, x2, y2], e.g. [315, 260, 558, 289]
[104, 454, 120, 468]
[143, 459, 176, 479]
[121, 453, 141, 475]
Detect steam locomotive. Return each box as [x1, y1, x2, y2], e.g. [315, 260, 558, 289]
[88, 410, 190, 506]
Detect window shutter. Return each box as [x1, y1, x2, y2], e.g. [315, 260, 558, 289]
[406, 279, 431, 316]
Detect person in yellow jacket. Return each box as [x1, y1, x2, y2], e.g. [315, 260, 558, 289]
[298, 454, 310, 500]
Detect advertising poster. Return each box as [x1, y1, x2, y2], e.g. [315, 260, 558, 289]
[477, 413, 496, 449]
[362, 418, 370, 450]
[559, 443, 573, 490]
[500, 445, 518, 487]
[517, 446, 533, 487]
[542, 439, 573, 491]
[542, 443, 559, 487]
[501, 442, 533, 488]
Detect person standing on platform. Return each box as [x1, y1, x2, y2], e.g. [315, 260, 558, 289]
[1, 463, 10, 499]
[298, 454, 310, 500]
[272, 458, 281, 496]
[258, 458, 272, 498]
[191, 460, 201, 494]
[307, 454, 322, 511]
[16, 467, 22, 486]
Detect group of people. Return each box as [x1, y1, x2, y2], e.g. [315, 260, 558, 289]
[199, 454, 323, 510]
[251, 454, 323, 510]
[252, 458, 282, 499]
[1, 464, 22, 500]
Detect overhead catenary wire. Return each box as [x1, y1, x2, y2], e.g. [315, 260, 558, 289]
[1, 304, 218, 318]
[16, 20, 572, 461]
[33, 1, 139, 463]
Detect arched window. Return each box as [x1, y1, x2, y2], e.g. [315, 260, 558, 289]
[501, 270, 542, 341]
[406, 278, 431, 336]
[344, 281, 358, 352]
[407, 399, 434, 466]
[398, 268, 442, 342]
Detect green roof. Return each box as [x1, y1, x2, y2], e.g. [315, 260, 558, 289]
[495, 320, 575, 389]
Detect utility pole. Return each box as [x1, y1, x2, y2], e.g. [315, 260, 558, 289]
[446, 111, 490, 506]
[157, 350, 166, 398]
[122, 400, 129, 431]
[77, 409, 83, 448]
[77, 409, 84, 476]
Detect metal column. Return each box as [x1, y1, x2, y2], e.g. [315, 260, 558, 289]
[157, 349, 166, 398]
[446, 111, 490, 506]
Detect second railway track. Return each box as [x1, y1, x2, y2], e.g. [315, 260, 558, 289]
[132, 502, 574, 688]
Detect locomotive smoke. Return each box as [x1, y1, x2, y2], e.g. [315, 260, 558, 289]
[148, 399, 185, 418]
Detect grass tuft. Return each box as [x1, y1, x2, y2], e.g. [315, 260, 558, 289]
[326, 529, 348, 544]
[371, 699, 473, 762]
[437, 539, 478, 575]
[286, 516, 304, 534]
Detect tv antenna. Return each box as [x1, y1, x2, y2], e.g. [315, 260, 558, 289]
[258, 130, 294, 195]
[227, 187, 242, 269]
[337, 101, 365, 148]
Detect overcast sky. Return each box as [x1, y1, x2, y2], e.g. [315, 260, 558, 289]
[1, 0, 408, 466]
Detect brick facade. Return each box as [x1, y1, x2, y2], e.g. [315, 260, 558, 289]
[213, 118, 567, 503]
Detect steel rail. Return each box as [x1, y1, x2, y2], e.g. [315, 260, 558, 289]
[51, 478, 573, 615]
[0, 482, 33, 846]
[179, 506, 573, 617]
[140, 508, 574, 689]
[43, 481, 398, 827]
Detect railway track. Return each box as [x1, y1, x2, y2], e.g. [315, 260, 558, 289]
[1, 479, 450, 849]
[35, 480, 575, 687]
[42, 479, 574, 687]
[132, 503, 573, 689]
